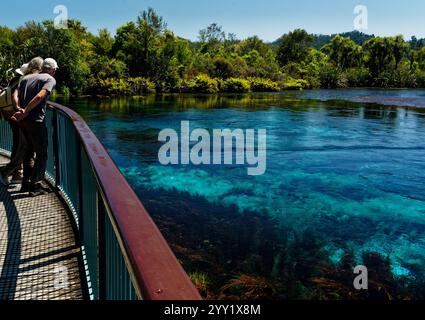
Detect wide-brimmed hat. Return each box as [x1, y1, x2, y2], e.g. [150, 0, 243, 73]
[15, 63, 29, 76]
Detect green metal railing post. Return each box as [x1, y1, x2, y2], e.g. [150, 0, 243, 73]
[77, 142, 84, 242]
[97, 197, 107, 300]
[52, 110, 61, 187]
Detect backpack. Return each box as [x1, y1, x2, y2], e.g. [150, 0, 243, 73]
[0, 77, 20, 119]
[0, 86, 14, 109]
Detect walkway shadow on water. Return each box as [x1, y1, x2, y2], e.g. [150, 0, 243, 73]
[0, 184, 21, 300]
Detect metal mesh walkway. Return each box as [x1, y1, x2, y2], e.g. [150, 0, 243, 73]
[0, 155, 84, 300]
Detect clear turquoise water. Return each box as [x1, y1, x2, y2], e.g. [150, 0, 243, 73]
[55, 92, 425, 297]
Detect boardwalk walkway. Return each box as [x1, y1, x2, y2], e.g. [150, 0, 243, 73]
[0, 155, 84, 300]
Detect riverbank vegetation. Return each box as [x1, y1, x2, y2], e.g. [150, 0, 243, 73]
[1, 8, 425, 95]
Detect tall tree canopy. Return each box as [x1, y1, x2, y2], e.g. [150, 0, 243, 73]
[1, 8, 425, 93]
[276, 29, 314, 66]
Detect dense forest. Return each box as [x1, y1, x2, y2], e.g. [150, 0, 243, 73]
[1, 8, 425, 95]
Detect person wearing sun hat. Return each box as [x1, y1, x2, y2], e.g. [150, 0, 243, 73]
[15, 63, 29, 76]
[7, 57, 58, 196]
[0, 57, 44, 187]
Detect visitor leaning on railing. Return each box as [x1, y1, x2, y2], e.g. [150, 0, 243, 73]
[1, 58, 59, 197]
[0, 57, 44, 186]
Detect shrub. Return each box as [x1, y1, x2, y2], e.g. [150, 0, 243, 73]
[248, 77, 280, 92]
[85, 78, 128, 95]
[127, 77, 156, 94]
[319, 64, 348, 88]
[344, 68, 370, 87]
[283, 78, 309, 90]
[395, 62, 419, 88]
[212, 56, 234, 79]
[100, 78, 130, 95]
[371, 71, 393, 88]
[222, 78, 251, 93]
[303, 74, 321, 89]
[86, 77, 156, 95]
[60, 85, 71, 96]
[86, 77, 129, 95]
[90, 56, 128, 80]
[416, 70, 425, 88]
[187, 74, 220, 93]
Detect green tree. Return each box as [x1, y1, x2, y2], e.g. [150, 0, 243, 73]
[113, 8, 166, 77]
[236, 36, 271, 57]
[363, 36, 411, 86]
[364, 37, 394, 77]
[198, 23, 228, 55]
[2, 8, 423, 93]
[417, 46, 425, 70]
[0, 26, 18, 86]
[322, 35, 363, 69]
[0, 26, 15, 53]
[92, 28, 114, 56]
[276, 29, 314, 66]
[18, 20, 89, 92]
[392, 35, 409, 69]
[199, 23, 226, 45]
[154, 31, 192, 87]
[211, 56, 234, 79]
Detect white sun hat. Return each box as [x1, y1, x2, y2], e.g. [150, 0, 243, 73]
[15, 63, 29, 76]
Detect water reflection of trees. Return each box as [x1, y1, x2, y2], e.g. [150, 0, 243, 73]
[362, 106, 399, 119]
[55, 94, 425, 122]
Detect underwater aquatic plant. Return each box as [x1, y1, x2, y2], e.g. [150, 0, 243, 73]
[132, 184, 425, 300]
[359, 252, 409, 300]
[189, 271, 212, 298]
[308, 251, 417, 300]
[219, 274, 274, 300]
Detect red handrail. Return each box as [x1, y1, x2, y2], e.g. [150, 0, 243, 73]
[48, 101, 201, 300]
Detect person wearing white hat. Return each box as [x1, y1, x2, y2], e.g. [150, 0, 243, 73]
[0, 56, 44, 186]
[15, 63, 29, 76]
[7, 57, 58, 196]
[42, 58, 59, 72]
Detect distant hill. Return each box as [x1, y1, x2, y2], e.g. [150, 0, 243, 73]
[410, 36, 425, 49]
[270, 30, 375, 49]
[311, 31, 375, 49]
[271, 30, 425, 50]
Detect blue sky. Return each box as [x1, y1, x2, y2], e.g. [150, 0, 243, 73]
[1, 0, 424, 41]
